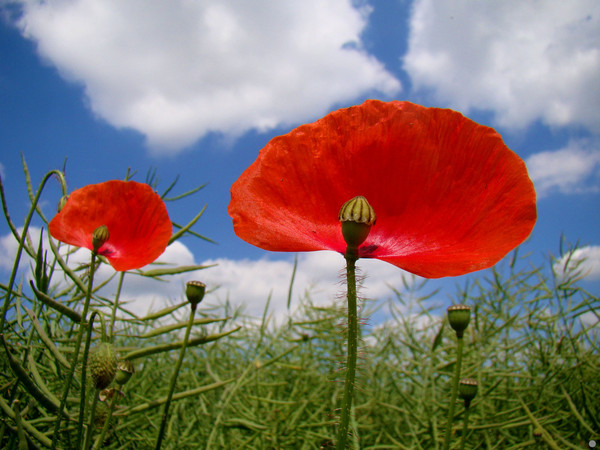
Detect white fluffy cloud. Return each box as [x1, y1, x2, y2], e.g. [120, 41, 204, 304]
[9, 0, 400, 152]
[526, 140, 600, 197]
[0, 225, 416, 322]
[553, 245, 600, 281]
[0, 226, 42, 271]
[197, 252, 417, 319]
[404, 0, 600, 133]
[112, 245, 416, 321]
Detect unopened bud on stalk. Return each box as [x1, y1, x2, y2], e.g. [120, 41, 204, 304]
[458, 378, 478, 406]
[447, 304, 471, 338]
[89, 342, 117, 390]
[114, 359, 135, 385]
[57, 195, 69, 213]
[339, 196, 376, 251]
[92, 225, 110, 253]
[185, 281, 206, 308]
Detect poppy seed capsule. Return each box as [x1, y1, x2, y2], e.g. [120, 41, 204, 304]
[92, 225, 110, 253]
[89, 342, 117, 390]
[339, 196, 376, 250]
[114, 359, 135, 385]
[447, 304, 471, 338]
[185, 281, 206, 308]
[458, 378, 478, 405]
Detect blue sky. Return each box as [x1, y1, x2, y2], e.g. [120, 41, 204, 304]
[1, 0, 599, 321]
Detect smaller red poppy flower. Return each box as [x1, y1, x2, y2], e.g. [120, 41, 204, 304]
[49, 180, 172, 271]
[228, 100, 537, 278]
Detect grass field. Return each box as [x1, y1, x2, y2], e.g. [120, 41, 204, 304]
[1, 168, 598, 449]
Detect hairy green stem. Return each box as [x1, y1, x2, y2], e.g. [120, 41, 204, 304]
[52, 253, 97, 449]
[443, 335, 464, 450]
[336, 252, 358, 449]
[154, 302, 197, 449]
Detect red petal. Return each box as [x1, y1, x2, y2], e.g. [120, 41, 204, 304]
[49, 180, 172, 271]
[229, 100, 536, 278]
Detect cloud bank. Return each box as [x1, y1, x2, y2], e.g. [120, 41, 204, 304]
[0, 229, 416, 322]
[9, 0, 400, 152]
[124, 245, 417, 321]
[553, 245, 600, 281]
[526, 139, 600, 197]
[404, 0, 600, 133]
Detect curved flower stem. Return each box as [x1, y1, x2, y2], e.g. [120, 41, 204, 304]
[0, 169, 67, 332]
[154, 302, 197, 449]
[51, 252, 97, 449]
[442, 335, 465, 450]
[336, 251, 358, 449]
[109, 272, 125, 342]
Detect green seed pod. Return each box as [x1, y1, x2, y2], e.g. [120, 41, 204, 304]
[458, 378, 478, 406]
[89, 342, 117, 390]
[114, 359, 135, 385]
[185, 281, 206, 308]
[447, 304, 471, 338]
[339, 196, 376, 250]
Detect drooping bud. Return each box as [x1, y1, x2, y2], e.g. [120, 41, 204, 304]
[89, 342, 117, 390]
[114, 359, 135, 385]
[185, 281, 206, 308]
[447, 304, 471, 338]
[57, 195, 69, 213]
[339, 196, 376, 252]
[92, 225, 110, 253]
[458, 378, 478, 406]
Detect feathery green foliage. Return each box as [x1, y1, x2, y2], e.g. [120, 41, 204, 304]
[0, 166, 598, 449]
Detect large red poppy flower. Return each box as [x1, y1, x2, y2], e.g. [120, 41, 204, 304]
[229, 100, 536, 278]
[49, 180, 172, 271]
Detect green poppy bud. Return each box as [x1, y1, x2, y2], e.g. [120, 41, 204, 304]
[57, 195, 69, 213]
[447, 304, 471, 338]
[339, 196, 376, 251]
[89, 342, 117, 390]
[114, 359, 135, 385]
[458, 378, 478, 406]
[185, 281, 206, 308]
[92, 225, 110, 253]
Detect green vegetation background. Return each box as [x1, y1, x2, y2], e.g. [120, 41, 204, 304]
[1, 167, 598, 449]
